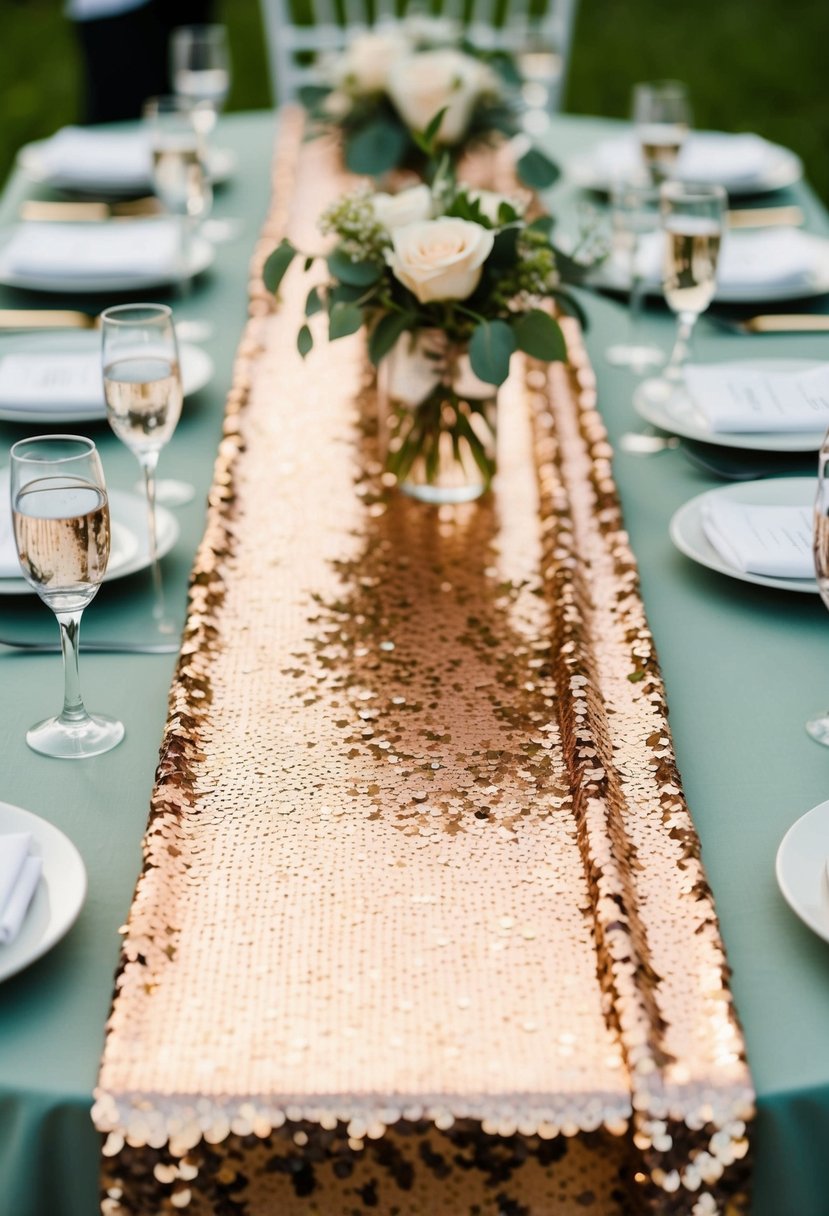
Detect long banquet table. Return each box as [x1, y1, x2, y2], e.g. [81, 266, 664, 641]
[1, 109, 829, 1216]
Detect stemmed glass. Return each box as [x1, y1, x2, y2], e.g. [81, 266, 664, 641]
[515, 24, 562, 135]
[10, 435, 125, 759]
[101, 304, 183, 633]
[605, 179, 664, 373]
[170, 25, 231, 142]
[633, 80, 692, 185]
[144, 94, 213, 277]
[807, 439, 829, 745]
[660, 180, 727, 383]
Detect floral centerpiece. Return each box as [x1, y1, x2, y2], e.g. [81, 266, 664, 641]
[301, 19, 558, 191]
[264, 177, 581, 502]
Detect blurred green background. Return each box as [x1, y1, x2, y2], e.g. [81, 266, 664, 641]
[1, 0, 826, 199]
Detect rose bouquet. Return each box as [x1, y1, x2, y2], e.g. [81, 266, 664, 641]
[264, 179, 581, 500]
[301, 21, 558, 190]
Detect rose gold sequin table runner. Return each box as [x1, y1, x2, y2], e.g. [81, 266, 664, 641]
[93, 111, 754, 1216]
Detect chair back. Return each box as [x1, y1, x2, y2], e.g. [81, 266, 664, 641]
[259, 0, 579, 112]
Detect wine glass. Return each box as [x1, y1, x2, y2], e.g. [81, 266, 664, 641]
[101, 304, 183, 633]
[632, 80, 692, 185]
[605, 179, 664, 373]
[144, 94, 213, 261]
[660, 180, 727, 383]
[515, 23, 563, 135]
[808, 441, 829, 744]
[10, 435, 125, 759]
[170, 24, 231, 142]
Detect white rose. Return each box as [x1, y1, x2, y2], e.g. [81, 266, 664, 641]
[333, 30, 410, 94]
[388, 217, 495, 303]
[387, 49, 493, 144]
[371, 184, 433, 231]
[467, 188, 528, 224]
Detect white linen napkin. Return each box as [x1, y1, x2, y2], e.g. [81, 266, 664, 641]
[684, 363, 829, 433]
[37, 126, 152, 189]
[0, 832, 42, 946]
[701, 498, 814, 578]
[631, 228, 815, 294]
[0, 468, 21, 579]
[591, 131, 774, 188]
[0, 352, 104, 412]
[2, 219, 181, 281]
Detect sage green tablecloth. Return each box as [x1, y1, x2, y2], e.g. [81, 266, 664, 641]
[1, 111, 828, 1216]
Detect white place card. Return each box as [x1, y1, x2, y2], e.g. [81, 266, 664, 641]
[702, 498, 814, 578]
[685, 363, 829, 433]
[0, 831, 42, 946]
[0, 353, 103, 410]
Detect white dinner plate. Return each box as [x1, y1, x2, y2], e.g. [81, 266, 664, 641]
[634, 360, 826, 453]
[567, 134, 803, 197]
[0, 488, 179, 596]
[0, 229, 214, 295]
[0, 800, 87, 983]
[0, 331, 213, 424]
[585, 231, 829, 304]
[776, 798, 829, 944]
[669, 476, 818, 593]
[17, 140, 236, 196]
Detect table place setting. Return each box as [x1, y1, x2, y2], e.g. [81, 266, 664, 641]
[634, 359, 829, 452]
[0, 217, 215, 294]
[567, 128, 803, 196]
[0, 800, 87, 982]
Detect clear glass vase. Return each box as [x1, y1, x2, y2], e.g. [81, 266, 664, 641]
[377, 329, 497, 504]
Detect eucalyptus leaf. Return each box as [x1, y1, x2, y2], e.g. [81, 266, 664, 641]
[512, 309, 567, 362]
[305, 286, 324, 317]
[528, 215, 556, 237]
[297, 324, 314, 358]
[516, 148, 560, 190]
[469, 319, 515, 387]
[551, 288, 589, 331]
[327, 249, 383, 288]
[329, 301, 364, 341]
[412, 107, 447, 155]
[489, 226, 520, 267]
[329, 282, 365, 306]
[262, 239, 296, 295]
[368, 311, 416, 366]
[346, 119, 408, 176]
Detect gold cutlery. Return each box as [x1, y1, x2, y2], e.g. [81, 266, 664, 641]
[19, 197, 161, 223]
[727, 205, 804, 229]
[0, 309, 98, 330]
[714, 313, 829, 334]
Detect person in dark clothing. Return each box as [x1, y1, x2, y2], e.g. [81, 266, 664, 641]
[69, 0, 218, 124]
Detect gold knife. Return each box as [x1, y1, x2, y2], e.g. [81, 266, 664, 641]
[727, 206, 805, 229]
[0, 310, 98, 330]
[733, 314, 829, 334]
[19, 197, 161, 223]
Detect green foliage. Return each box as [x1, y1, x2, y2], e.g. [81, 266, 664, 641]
[328, 301, 364, 340]
[515, 147, 560, 190]
[469, 319, 516, 386]
[262, 239, 296, 294]
[345, 118, 409, 176]
[512, 310, 567, 361]
[368, 311, 418, 365]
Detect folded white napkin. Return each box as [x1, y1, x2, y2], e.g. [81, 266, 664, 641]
[630, 227, 815, 294]
[37, 126, 152, 189]
[684, 363, 829, 433]
[2, 219, 181, 281]
[0, 352, 104, 412]
[592, 131, 774, 188]
[702, 498, 814, 578]
[0, 832, 42, 946]
[0, 468, 21, 579]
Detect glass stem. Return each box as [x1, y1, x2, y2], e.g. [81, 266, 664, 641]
[55, 610, 89, 725]
[665, 310, 697, 381]
[140, 451, 169, 629]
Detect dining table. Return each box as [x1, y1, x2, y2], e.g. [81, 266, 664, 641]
[1, 106, 829, 1216]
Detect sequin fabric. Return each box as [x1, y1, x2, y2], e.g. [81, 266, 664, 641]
[93, 111, 754, 1215]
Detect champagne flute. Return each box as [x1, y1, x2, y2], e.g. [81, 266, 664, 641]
[170, 24, 231, 142]
[101, 304, 183, 633]
[605, 179, 664, 373]
[632, 80, 692, 185]
[808, 440, 829, 745]
[10, 435, 125, 759]
[144, 94, 213, 269]
[660, 180, 726, 383]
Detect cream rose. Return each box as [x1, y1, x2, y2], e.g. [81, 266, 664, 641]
[387, 49, 494, 145]
[371, 184, 433, 231]
[333, 30, 410, 94]
[388, 217, 494, 303]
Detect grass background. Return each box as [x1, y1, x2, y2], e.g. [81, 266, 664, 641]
[1, 0, 826, 200]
